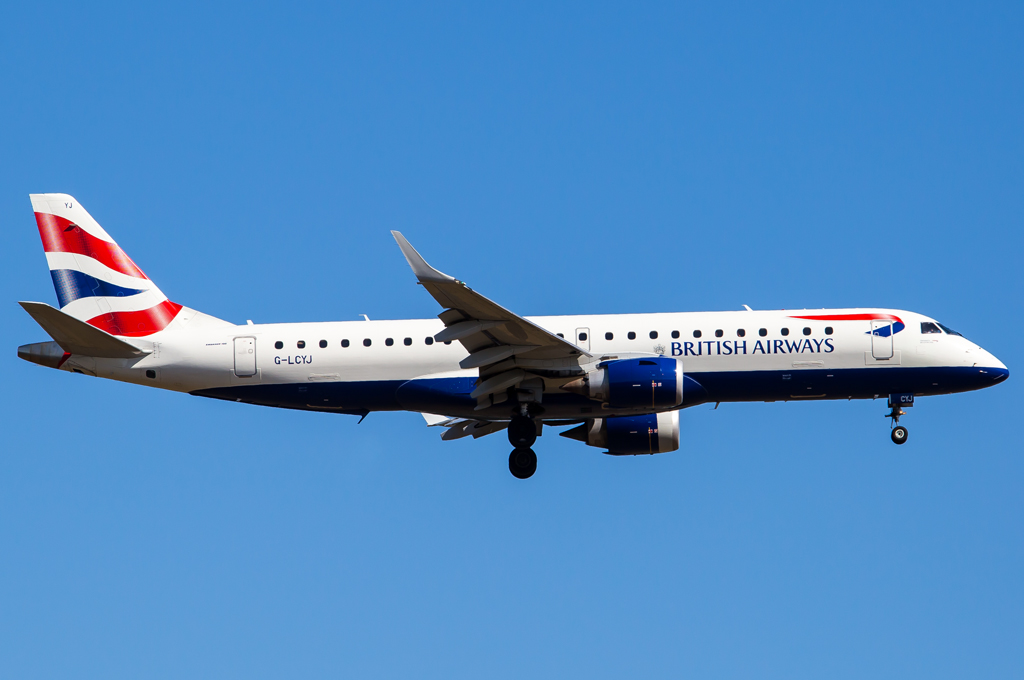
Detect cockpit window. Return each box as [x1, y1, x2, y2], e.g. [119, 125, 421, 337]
[921, 322, 942, 334]
[937, 323, 963, 337]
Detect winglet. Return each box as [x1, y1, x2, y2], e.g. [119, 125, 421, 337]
[391, 231, 456, 283]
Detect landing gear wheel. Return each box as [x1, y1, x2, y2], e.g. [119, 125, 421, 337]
[509, 448, 537, 479]
[508, 415, 537, 448]
[891, 425, 909, 445]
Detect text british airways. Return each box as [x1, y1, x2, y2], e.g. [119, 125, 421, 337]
[671, 338, 835, 357]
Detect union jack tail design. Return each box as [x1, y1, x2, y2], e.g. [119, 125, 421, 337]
[31, 193, 182, 337]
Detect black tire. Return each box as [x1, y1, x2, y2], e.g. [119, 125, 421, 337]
[891, 425, 908, 445]
[509, 448, 538, 479]
[508, 416, 537, 448]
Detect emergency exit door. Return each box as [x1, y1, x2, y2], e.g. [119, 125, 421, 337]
[871, 321, 893, 359]
[234, 337, 257, 376]
[575, 327, 591, 352]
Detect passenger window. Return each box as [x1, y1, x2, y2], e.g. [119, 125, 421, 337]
[556, 333, 564, 339]
[319, 339, 327, 348]
[671, 330, 680, 339]
[693, 330, 702, 338]
[825, 327, 833, 336]
[341, 339, 350, 348]
[605, 332, 614, 340]
[363, 338, 372, 347]
[404, 337, 412, 346]
[650, 331, 658, 339]
[759, 328, 767, 337]
[297, 340, 306, 349]
[274, 341, 283, 350]
[781, 328, 789, 336]
[425, 337, 434, 345]
[737, 329, 745, 337]
[803, 327, 811, 336]
[578, 332, 588, 341]
[627, 331, 636, 340]
[921, 322, 942, 334]
[715, 329, 723, 338]
[385, 338, 394, 346]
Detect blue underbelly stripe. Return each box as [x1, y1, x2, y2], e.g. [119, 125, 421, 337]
[188, 366, 1006, 418]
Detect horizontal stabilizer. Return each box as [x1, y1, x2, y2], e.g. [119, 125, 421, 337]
[19, 301, 149, 358]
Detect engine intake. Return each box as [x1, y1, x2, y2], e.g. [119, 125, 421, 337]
[561, 357, 683, 408]
[561, 411, 680, 455]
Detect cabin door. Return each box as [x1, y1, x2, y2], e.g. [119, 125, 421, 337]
[870, 321, 893, 360]
[234, 337, 257, 377]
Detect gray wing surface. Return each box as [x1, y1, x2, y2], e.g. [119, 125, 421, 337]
[392, 231, 591, 409]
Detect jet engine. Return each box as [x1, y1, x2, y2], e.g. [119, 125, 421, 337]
[561, 357, 683, 409]
[560, 411, 680, 455]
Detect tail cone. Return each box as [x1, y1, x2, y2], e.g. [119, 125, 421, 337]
[18, 341, 68, 368]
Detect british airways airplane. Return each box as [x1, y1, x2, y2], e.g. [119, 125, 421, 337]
[18, 194, 1009, 478]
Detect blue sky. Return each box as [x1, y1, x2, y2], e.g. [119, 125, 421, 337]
[1, 2, 1022, 678]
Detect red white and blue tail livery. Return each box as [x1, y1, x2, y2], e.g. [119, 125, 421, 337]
[18, 194, 1009, 479]
[31, 194, 183, 337]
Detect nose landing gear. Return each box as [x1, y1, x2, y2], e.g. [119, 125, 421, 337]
[886, 392, 914, 445]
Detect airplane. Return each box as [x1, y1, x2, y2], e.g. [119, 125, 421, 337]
[18, 194, 1009, 479]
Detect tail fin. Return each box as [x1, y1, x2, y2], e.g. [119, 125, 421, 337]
[31, 193, 183, 337]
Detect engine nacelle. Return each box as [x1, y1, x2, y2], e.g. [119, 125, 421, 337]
[561, 357, 683, 409]
[561, 411, 680, 455]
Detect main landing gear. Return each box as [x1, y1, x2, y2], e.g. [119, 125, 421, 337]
[508, 413, 538, 479]
[508, 415, 537, 448]
[509, 447, 538, 479]
[886, 392, 913, 445]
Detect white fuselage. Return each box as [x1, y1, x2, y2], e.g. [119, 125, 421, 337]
[44, 307, 1007, 421]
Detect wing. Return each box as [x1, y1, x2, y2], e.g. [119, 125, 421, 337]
[392, 232, 590, 409]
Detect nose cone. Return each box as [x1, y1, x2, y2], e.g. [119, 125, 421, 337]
[985, 367, 1009, 386]
[979, 348, 1008, 384]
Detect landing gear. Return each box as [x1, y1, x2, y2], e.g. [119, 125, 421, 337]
[507, 406, 539, 478]
[885, 392, 912, 445]
[508, 415, 537, 448]
[509, 447, 537, 479]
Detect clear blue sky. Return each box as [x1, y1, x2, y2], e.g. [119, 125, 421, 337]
[2, 2, 1022, 678]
